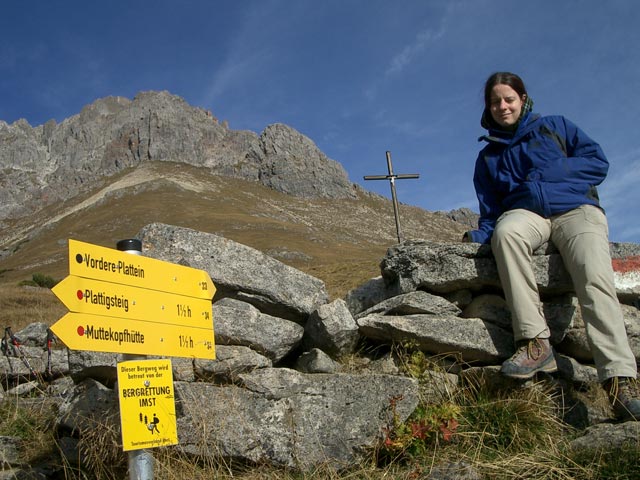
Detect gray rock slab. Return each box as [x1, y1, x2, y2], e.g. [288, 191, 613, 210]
[357, 290, 461, 319]
[213, 298, 304, 363]
[56, 378, 119, 434]
[381, 240, 640, 304]
[570, 421, 640, 452]
[0, 345, 68, 380]
[380, 241, 573, 295]
[14, 322, 50, 348]
[357, 313, 514, 364]
[67, 350, 118, 385]
[295, 348, 340, 373]
[194, 345, 271, 382]
[343, 276, 392, 316]
[137, 223, 329, 322]
[174, 368, 418, 469]
[555, 355, 599, 384]
[303, 299, 359, 357]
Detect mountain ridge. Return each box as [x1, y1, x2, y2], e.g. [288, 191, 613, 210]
[0, 91, 470, 297]
[0, 90, 357, 226]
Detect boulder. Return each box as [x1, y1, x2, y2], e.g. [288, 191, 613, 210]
[195, 345, 272, 383]
[213, 298, 304, 363]
[381, 241, 573, 296]
[137, 223, 329, 323]
[357, 290, 462, 319]
[295, 348, 340, 373]
[357, 313, 514, 364]
[302, 299, 359, 357]
[381, 240, 640, 304]
[174, 368, 418, 469]
[570, 421, 640, 452]
[343, 276, 391, 316]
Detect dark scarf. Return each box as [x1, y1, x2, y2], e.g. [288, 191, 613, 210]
[480, 96, 534, 132]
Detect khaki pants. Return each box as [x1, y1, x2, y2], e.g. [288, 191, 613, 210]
[491, 205, 637, 381]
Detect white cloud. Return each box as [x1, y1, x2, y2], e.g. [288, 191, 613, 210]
[362, 4, 453, 104]
[601, 150, 640, 202]
[385, 26, 446, 77]
[201, 55, 259, 107]
[198, 1, 280, 107]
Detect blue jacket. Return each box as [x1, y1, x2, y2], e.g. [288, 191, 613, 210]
[467, 112, 608, 244]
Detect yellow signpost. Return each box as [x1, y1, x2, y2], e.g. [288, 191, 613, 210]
[52, 238, 218, 459]
[67, 239, 214, 299]
[51, 239, 216, 360]
[117, 358, 178, 451]
[51, 312, 215, 359]
[52, 275, 213, 328]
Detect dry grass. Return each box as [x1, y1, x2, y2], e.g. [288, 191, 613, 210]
[0, 163, 466, 302]
[0, 397, 60, 466]
[0, 284, 66, 332]
[2, 344, 639, 479]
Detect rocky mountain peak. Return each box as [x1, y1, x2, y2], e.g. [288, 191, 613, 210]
[0, 91, 355, 226]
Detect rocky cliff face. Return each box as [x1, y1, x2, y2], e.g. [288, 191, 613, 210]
[0, 91, 356, 226]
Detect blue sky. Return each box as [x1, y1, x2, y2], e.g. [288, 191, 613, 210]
[2, 0, 639, 242]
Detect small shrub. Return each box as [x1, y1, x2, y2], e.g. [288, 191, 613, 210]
[18, 273, 58, 288]
[379, 396, 460, 461]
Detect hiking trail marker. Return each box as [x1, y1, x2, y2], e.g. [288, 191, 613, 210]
[51, 239, 216, 360]
[118, 358, 178, 451]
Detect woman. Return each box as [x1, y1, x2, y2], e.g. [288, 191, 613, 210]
[463, 71, 639, 421]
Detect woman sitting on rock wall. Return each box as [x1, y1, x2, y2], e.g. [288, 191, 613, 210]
[463, 71, 640, 422]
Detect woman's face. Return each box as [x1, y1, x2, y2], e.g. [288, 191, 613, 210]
[489, 84, 525, 128]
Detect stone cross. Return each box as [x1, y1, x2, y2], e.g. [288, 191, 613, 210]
[364, 151, 420, 243]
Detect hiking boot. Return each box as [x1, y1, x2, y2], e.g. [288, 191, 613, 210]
[500, 337, 557, 379]
[604, 377, 640, 422]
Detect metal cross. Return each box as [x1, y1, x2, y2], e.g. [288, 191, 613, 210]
[364, 151, 420, 243]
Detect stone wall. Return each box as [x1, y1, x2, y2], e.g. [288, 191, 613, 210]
[1, 224, 639, 476]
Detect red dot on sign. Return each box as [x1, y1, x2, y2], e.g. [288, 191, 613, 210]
[76, 290, 83, 300]
[77, 326, 85, 336]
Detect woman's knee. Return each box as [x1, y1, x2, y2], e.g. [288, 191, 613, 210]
[492, 218, 524, 251]
[492, 210, 549, 252]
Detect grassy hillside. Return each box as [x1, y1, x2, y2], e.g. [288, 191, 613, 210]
[0, 162, 467, 331]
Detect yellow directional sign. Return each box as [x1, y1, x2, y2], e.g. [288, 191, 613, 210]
[53, 239, 217, 358]
[117, 359, 178, 451]
[67, 239, 215, 300]
[50, 312, 215, 359]
[52, 275, 213, 329]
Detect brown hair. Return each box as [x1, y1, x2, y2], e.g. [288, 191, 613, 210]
[484, 72, 527, 109]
